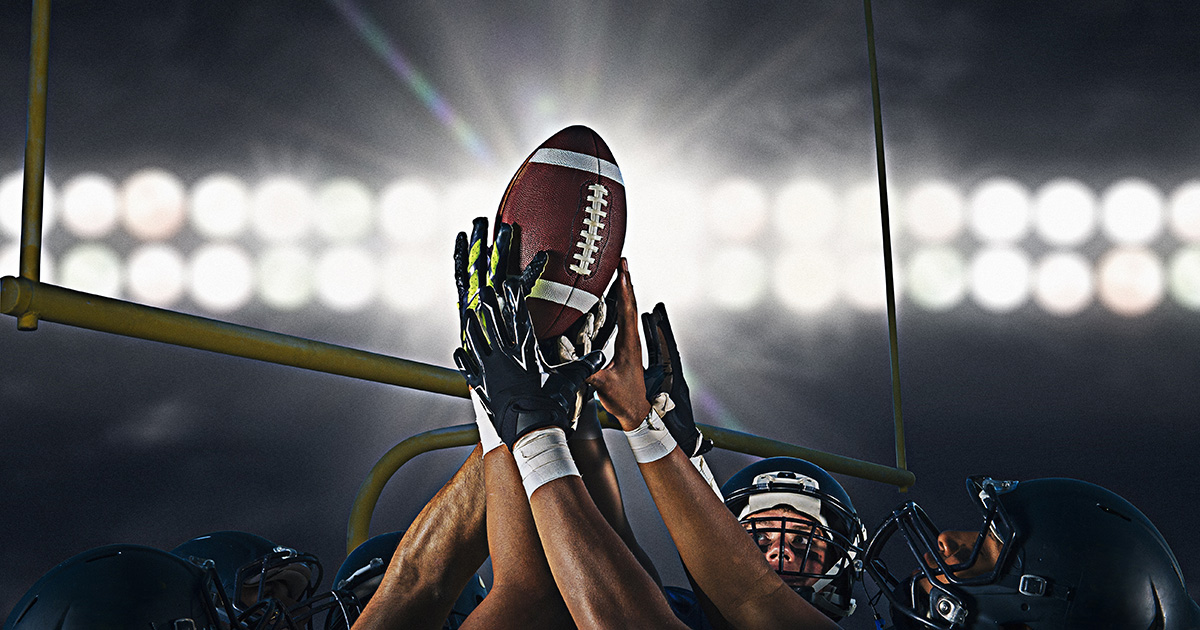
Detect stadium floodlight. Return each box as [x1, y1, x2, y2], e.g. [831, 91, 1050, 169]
[188, 243, 255, 313]
[379, 178, 441, 244]
[0, 170, 56, 239]
[61, 173, 119, 239]
[1097, 247, 1163, 316]
[252, 176, 314, 243]
[1100, 179, 1164, 245]
[968, 178, 1032, 243]
[1033, 179, 1096, 247]
[1033, 251, 1093, 316]
[60, 243, 122, 298]
[257, 245, 315, 311]
[1168, 246, 1200, 310]
[121, 168, 187, 241]
[708, 246, 766, 311]
[1168, 181, 1200, 243]
[706, 178, 768, 243]
[969, 246, 1032, 312]
[775, 179, 839, 244]
[844, 181, 884, 248]
[381, 249, 444, 314]
[774, 249, 839, 314]
[191, 173, 250, 239]
[127, 244, 186, 307]
[315, 245, 378, 312]
[905, 246, 966, 311]
[902, 181, 965, 244]
[315, 177, 374, 243]
[0, 244, 55, 283]
[843, 249, 889, 312]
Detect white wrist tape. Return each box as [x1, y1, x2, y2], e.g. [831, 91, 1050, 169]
[512, 427, 580, 498]
[690, 454, 723, 497]
[471, 390, 503, 454]
[624, 405, 678, 463]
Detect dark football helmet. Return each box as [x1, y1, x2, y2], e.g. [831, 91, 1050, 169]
[4, 543, 237, 630]
[863, 476, 1200, 629]
[330, 530, 488, 630]
[171, 531, 325, 629]
[721, 457, 867, 620]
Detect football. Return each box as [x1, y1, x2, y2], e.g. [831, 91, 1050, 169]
[495, 125, 627, 340]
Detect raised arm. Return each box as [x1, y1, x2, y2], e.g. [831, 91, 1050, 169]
[588, 259, 839, 630]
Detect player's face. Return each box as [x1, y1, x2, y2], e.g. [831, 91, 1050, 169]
[915, 528, 1004, 594]
[742, 508, 833, 588]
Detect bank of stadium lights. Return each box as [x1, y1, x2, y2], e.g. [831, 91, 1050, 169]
[3, 168, 1200, 318]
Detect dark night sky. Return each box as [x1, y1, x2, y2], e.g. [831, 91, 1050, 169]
[2, 2, 1199, 626]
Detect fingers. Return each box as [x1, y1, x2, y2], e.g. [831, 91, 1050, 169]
[652, 302, 681, 368]
[454, 231, 469, 308]
[467, 217, 489, 309]
[519, 250, 548, 296]
[641, 309, 661, 367]
[612, 259, 642, 367]
[489, 222, 513, 288]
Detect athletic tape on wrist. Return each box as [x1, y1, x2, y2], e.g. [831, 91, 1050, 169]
[690, 454, 724, 497]
[624, 405, 678, 463]
[471, 390, 503, 454]
[512, 427, 580, 498]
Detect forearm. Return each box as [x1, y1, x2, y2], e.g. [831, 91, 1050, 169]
[355, 444, 489, 630]
[528, 475, 687, 629]
[635, 447, 838, 630]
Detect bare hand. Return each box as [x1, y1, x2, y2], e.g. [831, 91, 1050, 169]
[587, 259, 653, 429]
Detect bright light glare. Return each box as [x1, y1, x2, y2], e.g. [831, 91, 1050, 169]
[381, 250, 444, 313]
[707, 247, 766, 310]
[843, 250, 889, 312]
[316, 246, 378, 311]
[1168, 182, 1200, 242]
[257, 245, 315, 310]
[0, 171, 56, 238]
[60, 244, 122, 298]
[706, 179, 767, 243]
[1100, 179, 1164, 245]
[968, 178, 1031, 243]
[1033, 252, 1092, 316]
[189, 243, 255, 313]
[191, 174, 250, 239]
[252, 177, 314, 242]
[127, 244, 185, 307]
[442, 179, 502, 239]
[625, 180, 704, 309]
[0, 244, 55, 282]
[843, 182, 883, 247]
[1033, 179, 1096, 246]
[1168, 247, 1200, 310]
[903, 181, 964, 243]
[773, 250, 838, 314]
[61, 173, 119, 238]
[1097, 247, 1163, 316]
[379, 179, 441, 244]
[315, 178, 373, 242]
[122, 169, 186, 240]
[774, 179, 838, 243]
[906, 247, 966, 311]
[969, 247, 1031, 312]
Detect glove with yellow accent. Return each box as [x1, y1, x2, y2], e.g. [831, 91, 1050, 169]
[454, 218, 545, 347]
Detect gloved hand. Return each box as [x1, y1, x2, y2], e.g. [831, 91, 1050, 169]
[454, 281, 605, 447]
[642, 302, 713, 458]
[454, 218, 545, 346]
[546, 280, 620, 438]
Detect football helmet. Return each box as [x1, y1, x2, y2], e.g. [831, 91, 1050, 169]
[330, 530, 488, 630]
[172, 531, 325, 628]
[4, 543, 237, 630]
[721, 457, 867, 620]
[863, 476, 1200, 629]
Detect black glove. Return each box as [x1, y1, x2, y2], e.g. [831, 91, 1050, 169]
[545, 279, 620, 439]
[454, 218, 545, 346]
[454, 282, 605, 447]
[642, 302, 713, 458]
